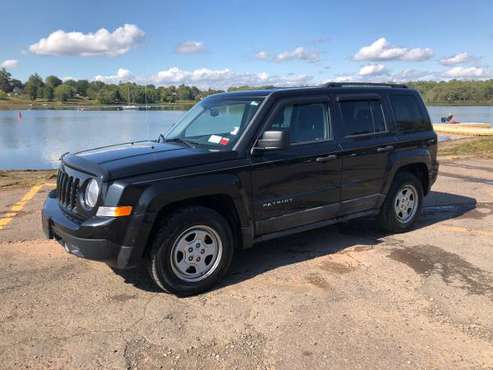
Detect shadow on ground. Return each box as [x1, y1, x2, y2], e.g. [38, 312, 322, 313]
[115, 191, 477, 293]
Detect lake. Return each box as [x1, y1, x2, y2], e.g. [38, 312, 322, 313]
[0, 106, 492, 169]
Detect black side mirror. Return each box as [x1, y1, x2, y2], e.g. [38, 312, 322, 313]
[253, 130, 289, 153]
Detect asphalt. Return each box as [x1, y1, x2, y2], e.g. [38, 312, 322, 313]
[0, 158, 493, 369]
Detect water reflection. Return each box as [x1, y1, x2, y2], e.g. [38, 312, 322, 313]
[0, 110, 183, 169]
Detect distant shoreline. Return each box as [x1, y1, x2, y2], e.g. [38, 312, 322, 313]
[0, 102, 195, 111]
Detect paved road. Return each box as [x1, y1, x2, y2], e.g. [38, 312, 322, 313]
[1, 159, 493, 369]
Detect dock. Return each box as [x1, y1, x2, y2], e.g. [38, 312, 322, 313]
[433, 122, 493, 136]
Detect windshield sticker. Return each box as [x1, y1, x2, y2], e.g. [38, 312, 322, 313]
[230, 127, 240, 135]
[250, 101, 259, 106]
[219, 137, 230, 145]
[208, 135, 222, 144]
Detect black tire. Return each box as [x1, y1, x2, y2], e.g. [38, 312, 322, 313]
[377, 172, 424, 233]
[146, 206, 235, 296]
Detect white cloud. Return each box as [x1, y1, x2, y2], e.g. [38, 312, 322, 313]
[29, 24, 144, 56]
[354, 37, 433, 62]
[359, 64, 386, 76]
[94, 68, 134, 83]
[176, 41, 205, 54]
[255, 51, 269, 60]
[444, 66, 490, 78]
[440, 52, 471, 65]
[333, 75, 356, 83]
[391, 69, 439, 82]
[1, 59, 18, 69]
[151, 66, 314, 89]
[274, 47, 320, 63]
[333, 67, 441, 83]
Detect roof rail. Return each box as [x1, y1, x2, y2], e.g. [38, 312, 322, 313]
[323, 82, 408, 89]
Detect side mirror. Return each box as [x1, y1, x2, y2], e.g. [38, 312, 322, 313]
[253, 130, 289, 153]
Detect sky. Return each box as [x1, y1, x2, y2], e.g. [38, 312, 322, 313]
[1, 0, 492, 89]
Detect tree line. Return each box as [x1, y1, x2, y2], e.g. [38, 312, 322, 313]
[1, 68, 493, 105]
[408, 80, 493, 105]
[0, 69, 223, 104]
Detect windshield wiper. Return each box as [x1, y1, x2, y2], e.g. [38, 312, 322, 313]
[165, 137, 195, 148]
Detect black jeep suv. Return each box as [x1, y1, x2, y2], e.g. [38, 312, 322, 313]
[42, 82, 439, 295]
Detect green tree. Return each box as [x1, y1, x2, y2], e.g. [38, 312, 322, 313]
[54, 84, 75, 102]
[10, 79, 23, 92]
[45, 75, 62, 89]
[176, 84, 193, 100]
[0, 68, 12, 93]
[75, 80, 89, 96]
[97, 86, 122, 104]
[86, 81, 105, 100]
[24, 73, 44, 100]
[63, 79, 77, 89]
[43, 86, 54, 101]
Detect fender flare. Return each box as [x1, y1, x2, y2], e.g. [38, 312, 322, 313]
[381, 148, 432, 199]
[122, 173, 252, 259]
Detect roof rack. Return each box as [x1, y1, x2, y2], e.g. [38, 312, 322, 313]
[323, 82, 408, 89]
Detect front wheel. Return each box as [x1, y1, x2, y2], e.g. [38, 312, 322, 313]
[147, 206, 235, 296]
[378, 172, 424, 233]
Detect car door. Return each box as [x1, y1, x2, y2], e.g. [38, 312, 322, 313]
[335, 93, 396, 215]
[250, 96, 342, 236]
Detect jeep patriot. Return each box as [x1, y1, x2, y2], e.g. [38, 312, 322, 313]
[42, 82, 439, 295]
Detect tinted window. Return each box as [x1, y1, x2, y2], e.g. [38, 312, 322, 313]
[269, 102, 330, 144]
[390, 94, 429, 132]
[370, 101, 386, 133]
[340, 100, 387, 136]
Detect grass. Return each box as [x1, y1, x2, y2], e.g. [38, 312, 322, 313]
[439, 136, 493, 158]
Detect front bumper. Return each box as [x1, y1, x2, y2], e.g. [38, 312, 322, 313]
[42, 191, 134, 269]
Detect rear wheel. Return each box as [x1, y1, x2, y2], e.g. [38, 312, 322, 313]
[378, 172, 424, 233]
[147, 206, 235, 296]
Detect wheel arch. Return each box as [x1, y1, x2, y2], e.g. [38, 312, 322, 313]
[382, 149, 432, 198]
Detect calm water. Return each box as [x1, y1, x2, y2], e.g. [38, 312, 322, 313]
[0, 106, 492, 169]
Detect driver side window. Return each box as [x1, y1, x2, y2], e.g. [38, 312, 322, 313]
[268, 102, 330, 144]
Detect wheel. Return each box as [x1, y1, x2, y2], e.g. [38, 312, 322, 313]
[377, 172, 424, 233]
[147, 206, 235, 296]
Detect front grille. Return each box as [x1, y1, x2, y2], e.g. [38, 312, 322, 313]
[57, 170, 80, 210]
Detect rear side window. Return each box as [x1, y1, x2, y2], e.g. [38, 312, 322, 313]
[339, 100, 387, 136]
[390, 94, 430, 132]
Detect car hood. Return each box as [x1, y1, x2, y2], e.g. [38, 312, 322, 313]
[62, 141, 238, 180]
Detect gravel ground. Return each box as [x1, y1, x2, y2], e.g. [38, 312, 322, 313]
[1, 158, 493, 369]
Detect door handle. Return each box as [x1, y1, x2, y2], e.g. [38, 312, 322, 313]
[376, 145, 394, 153]
[315, 154, 337, 163]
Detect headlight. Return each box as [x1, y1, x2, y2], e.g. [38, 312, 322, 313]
[84, 179, 100, 208]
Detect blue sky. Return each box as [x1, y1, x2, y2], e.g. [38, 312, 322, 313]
[1, 0, 492, 88]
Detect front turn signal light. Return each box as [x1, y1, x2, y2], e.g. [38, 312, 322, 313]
[96, 206, 133, 217]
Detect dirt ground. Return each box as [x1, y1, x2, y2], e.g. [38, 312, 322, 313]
[1, 158, 493, 369]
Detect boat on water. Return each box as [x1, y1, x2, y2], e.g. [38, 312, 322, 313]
[121, 105, 139, 110]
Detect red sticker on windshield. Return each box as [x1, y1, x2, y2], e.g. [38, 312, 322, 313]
[219, 137, 230, 145]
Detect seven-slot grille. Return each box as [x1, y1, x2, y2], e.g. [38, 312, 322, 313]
[57, 170, 80, 210]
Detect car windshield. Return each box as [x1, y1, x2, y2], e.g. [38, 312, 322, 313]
[164, 97, 263, 150]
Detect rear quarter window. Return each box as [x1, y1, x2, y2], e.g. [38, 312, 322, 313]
[390, 94, 430, 132]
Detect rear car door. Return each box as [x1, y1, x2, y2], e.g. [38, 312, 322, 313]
[250, 96, 341, 236]
[336, 93, 396, 215]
